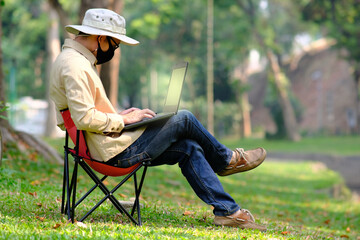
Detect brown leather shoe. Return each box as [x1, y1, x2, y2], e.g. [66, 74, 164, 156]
[217, 147, 266, 176]
[214, 209, 267, 231]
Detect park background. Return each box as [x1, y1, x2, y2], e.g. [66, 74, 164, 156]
[0, 0, 359, 239]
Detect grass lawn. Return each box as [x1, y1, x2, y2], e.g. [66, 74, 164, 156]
[221, 135, 360, 156]
[0, 136, 359, 239]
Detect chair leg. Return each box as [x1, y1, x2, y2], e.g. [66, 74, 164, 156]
[70, 159, 79, 223]
[61, 150, 68, 214]
[77, 160, 131, 222]
[63, 158, 77, 218]
[131, 165, 148, 225]
[78, 159, 144, 225]
[64, 150, 72, 219]
[74, 175, 108, 209]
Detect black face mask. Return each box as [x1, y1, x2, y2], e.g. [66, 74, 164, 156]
[96, 37, 114, 65]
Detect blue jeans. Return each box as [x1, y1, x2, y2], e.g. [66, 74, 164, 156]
[107, 110, 240, 216]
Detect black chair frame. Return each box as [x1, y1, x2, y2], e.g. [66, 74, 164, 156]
[60, 130, 149, 226]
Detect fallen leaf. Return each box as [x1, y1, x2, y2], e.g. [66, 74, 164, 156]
[31, 180, 41, 186]
[52, 223, 61, 229]
[165, 193, 173, 198]
[36, 216, 45, 221]
[324, 219, 331, 225]
[281, 231, 291, 235]
[183, 211, 193, 216]
[28, 152, 38, 161]
[346, 227, 350, 232]
[118, 193, 128, 198]
[340, 235, 349, 239]
[36, 202, 42, 207]
[28, 192, 37, 197]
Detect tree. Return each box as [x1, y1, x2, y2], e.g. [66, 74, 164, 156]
[76, 0, 123, 108]
[122, 0, 255, 136]
[0, 3, 62, 163]
[302, 0, 360, 133]
[45, 1, 61, 138]
[0, 1, 5, 166]
[206, 0, 214, 134]
[213, 2, 255, 138]
[238, 0, 301, 141]
[98, 1, 124, 109]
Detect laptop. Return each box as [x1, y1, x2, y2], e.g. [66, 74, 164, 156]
[124, 61, 188, 130]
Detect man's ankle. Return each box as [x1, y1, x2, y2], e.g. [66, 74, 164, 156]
[229, 151, 237, 165]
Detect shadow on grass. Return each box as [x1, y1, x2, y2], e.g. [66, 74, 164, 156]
[219, 161, 359, 238]
[1, 155, 359, 239]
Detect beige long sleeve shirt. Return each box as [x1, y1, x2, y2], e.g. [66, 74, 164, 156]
[50, 38, 145, 161]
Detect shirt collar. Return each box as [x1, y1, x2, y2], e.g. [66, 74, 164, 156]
[63, 38, 97, 66]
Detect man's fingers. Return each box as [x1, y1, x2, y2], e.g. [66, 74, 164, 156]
[122, 108, 156, 124]
[142, 109, 156, 117]
[120, 107, 139, 115]
[144, 113, 154, 119]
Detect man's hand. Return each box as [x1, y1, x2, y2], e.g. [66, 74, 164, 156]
[119, 107, 140, 115]
[120, 108, 156, 125]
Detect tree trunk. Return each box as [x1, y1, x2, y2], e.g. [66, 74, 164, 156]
[48, 0, 71, 38]
[233, 64, 252, 138]
[45, 2, 61, 138]
[240, 81, 252, 138]
[207, 0, 214, 135]
[0, 5, 62, 164]
[0, 129, 2, 166]
[80, 0, 123, 108]
[0, 6, 4, 166]
[267, 51, 301, 141]
[79, 0, 108, 19]
[240, 0, 300, 141]
[354, 68, 360, 134]
[100, 47, 121, 108]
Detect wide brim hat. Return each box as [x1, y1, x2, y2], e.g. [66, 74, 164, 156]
[65, 8, 139, 46]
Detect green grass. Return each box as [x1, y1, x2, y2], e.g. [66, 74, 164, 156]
[0, 137, 359, 239]
[221, 135, 360, 156]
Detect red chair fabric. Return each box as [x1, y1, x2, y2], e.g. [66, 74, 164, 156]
[60, 109, 148, 225]
[60, 109, 140, 177]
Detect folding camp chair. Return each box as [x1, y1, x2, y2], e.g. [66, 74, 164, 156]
[60, 109, 149, 225]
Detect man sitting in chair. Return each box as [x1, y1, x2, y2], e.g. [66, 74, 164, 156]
[50, 8, 267, 231]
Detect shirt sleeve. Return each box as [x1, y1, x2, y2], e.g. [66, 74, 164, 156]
[62, 62, 124, 133]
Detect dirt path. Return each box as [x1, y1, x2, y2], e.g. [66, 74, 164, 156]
[267, 152, 360, 194]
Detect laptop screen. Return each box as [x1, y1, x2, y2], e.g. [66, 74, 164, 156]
[163, 62, 188, 112]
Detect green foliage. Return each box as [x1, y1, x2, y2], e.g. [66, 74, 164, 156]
[0, 101, 9, 113]
[2, 0, 48, 99]
[119, 0, 254, 108]
[0, 138, 359, 239]
[264, 75, 303, 140]
[302, 0, 360, 63]
[0, 101, 8, 120]
[1, 0, 317, 115]
[182, 98, 240, 137]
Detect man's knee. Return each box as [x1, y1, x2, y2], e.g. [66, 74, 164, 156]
[177, 109, 193, 118]
[177, 139, 203, 167]
[174, 109, 196, 123]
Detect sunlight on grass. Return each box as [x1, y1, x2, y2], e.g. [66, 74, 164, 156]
[221, 135, 360, 156]
[0, 141, 359, 239]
